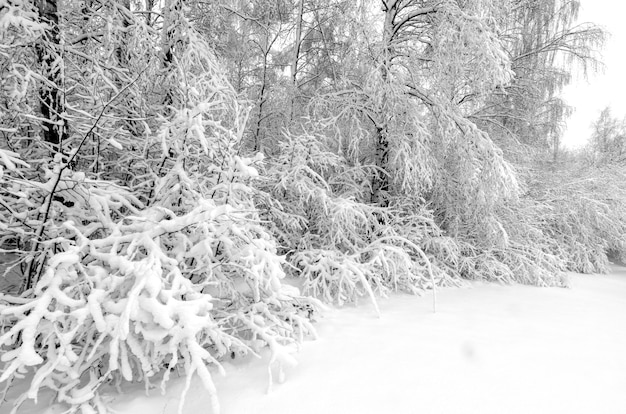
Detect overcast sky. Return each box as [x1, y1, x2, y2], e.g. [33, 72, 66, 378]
[560, 0, 626, 148]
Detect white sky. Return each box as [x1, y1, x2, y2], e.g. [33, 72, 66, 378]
[560, 0, 626, 148]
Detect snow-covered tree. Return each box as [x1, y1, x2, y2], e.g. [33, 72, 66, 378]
[1, 2, 318, 413]
[0, 0, 621, 412]
[473, 0, 604, 161]
[588, 107, 626, 161]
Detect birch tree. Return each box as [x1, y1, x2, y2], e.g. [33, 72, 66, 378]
[590, 107, 626, 161]
[472, 0, 604, 160]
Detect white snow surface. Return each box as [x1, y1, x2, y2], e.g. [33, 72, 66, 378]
[13, 267, 626, 414]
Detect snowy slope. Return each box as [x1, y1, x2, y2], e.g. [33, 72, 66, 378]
[14, 268, 626, 414]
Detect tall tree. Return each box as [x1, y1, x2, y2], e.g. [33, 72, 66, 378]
[590, 106, 626, 161]
[471, 0, 604, 160]
[342, 0, 516, 217]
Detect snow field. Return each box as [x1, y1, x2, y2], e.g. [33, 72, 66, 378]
[13, 268, 626, 414]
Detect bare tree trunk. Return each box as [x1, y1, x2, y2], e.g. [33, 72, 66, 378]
[291, 0, 304, 86]
[253, 45, 270, 152]
[115, 0, 132, 67]
[253, 26, 281, 153]
[146, 0, 155, 26]
[289, 0, 305, 121]
[36, 0, 67, 151]
[552, 134, 560, 163]
[370, 1, 396, 206]
[162, 0, 184, 108]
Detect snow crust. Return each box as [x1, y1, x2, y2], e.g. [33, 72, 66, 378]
[12, 268, 626, 414]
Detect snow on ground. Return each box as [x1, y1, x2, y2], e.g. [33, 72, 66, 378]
[13, 267, 626, 414]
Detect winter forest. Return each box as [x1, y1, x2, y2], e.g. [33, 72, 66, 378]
[1, 0, 625, 413]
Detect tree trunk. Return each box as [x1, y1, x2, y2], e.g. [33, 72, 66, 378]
[370, 1, 397, 206]
[291, 0, 304, 86]
[371, 125, 390, 206]
[36, 0, 67, 151]
[253, 46, 270, 152]
[289, 0, 305, 121]
[161, 0, 184, 108]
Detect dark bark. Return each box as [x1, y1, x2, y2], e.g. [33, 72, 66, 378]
[253, 49, 269, 152]
[162, 0, 185, 108]
[370, 0, 397, 206]
[36, 0, 67, 150]
[370, 0, 438, 206]
[371, 125, 390, 206]
[291, 0, 304, 85]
